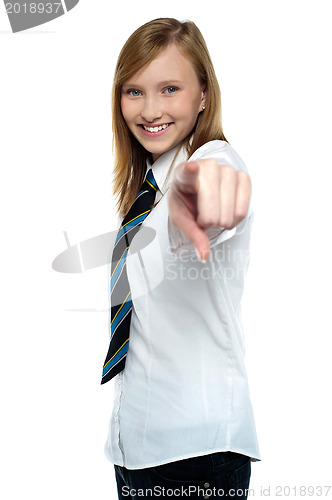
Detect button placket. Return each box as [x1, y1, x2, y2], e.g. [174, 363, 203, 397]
[114, 374, 125, 462]
[203, 481, 210, 499]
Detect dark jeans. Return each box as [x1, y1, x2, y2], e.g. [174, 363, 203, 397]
[114, 451, 251, 499]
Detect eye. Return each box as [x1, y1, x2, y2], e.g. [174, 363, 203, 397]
[164, 86, 178, 95]
[127, 89, 142, 97]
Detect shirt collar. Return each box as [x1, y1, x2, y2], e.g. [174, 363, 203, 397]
[146, 144, 189, 195]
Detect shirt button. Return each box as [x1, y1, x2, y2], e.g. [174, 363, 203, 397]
[204, 483, 210, 488]
[203, 495, 210, 500]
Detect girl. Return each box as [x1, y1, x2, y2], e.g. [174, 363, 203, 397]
[102, 17, 260, 500]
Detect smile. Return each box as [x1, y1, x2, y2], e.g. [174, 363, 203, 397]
[140, 123, 172, 133]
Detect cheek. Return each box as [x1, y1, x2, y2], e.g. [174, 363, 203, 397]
[180, 93, 201, 121]
[120, 98, 134, 126]
[183, 100, 201, 126]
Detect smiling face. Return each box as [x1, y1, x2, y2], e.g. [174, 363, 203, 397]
[120, 43, 206, 162]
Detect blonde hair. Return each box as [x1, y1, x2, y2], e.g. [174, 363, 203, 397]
[111, 17, 228, 217]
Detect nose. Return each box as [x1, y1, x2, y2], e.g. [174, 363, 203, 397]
[141, 95, 162, 123]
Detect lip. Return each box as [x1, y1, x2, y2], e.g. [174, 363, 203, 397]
[138, 123, 174, 138]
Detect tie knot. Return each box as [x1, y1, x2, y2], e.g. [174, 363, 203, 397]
[145, 169, 158, 193]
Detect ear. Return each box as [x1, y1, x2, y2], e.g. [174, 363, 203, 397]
[200, 87, 207, 110]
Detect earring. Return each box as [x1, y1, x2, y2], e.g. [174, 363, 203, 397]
[202, 105, 206, 110]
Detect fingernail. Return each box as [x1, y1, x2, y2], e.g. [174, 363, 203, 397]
[201, 250, 210, 263]
[195, 247, 207, 263]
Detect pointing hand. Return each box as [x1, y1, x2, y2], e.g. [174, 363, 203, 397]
[167, 159, 251, 262]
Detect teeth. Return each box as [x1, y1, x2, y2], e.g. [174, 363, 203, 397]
[142, 124, 170, 133]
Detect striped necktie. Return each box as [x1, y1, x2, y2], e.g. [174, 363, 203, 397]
[101, 169, 158, 384]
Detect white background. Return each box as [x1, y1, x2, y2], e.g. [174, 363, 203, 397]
[1, 1, 331, 498]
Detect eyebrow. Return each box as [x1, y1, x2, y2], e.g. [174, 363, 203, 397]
[122, 80, 184, 88]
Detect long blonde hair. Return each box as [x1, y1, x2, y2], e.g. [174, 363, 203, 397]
[111, 18, 228, 217]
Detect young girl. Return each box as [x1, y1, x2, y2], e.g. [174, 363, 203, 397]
[101, 17, 260, 500]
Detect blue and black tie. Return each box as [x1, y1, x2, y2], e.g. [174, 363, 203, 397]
[101, 169, 158, 384]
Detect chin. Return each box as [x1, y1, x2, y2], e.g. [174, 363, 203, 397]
[145, 145, 168, 159]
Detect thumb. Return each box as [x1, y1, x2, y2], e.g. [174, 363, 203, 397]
[172, 161, 200, 194]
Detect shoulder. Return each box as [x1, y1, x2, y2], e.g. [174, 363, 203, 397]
[189, 140, 249, 174]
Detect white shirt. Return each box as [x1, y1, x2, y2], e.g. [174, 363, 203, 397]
[104, 140, 260, 469]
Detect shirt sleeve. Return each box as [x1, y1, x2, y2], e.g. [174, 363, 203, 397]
[168, 140, 254, 256]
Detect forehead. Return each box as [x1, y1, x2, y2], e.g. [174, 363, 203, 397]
[123, 44, 198, 85]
